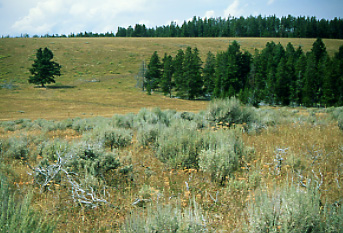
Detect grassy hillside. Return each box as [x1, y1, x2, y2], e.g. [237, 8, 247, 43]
[1, 37, 343, 121]
[1, 38, 343, 232]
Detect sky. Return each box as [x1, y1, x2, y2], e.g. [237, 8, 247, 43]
[1, 0, 343, 37]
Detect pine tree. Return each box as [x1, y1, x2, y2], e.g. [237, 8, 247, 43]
[189, 47, 203, 99]
[303, 53, 318, 106]
[334, 46, 343, 105]
[294, 53, 307, 105]
[145, 51, 162, 94]
[312, 38, 327, 63]
[321, 57, 335, 106]
[29, 47, 61, 87]
[161, 53, 174, 97]
[182, 47, 203, 99]
[275, 57, 291, 105]
[173, 49, 185, 97]
[214, 51, 228, 98]
[203, 51, 216, 97]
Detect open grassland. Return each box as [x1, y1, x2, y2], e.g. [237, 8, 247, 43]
[1, 38, 343, 232]
[1, 37, 343, 121]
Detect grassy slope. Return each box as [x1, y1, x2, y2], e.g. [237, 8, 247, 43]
[1, 38, 343, 232]
[1, 37, 343, 121]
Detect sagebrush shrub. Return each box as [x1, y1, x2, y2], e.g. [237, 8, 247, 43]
[122, 199, 208, 232]
[102, 128, 132, 150]
[199, 129, 244, 184]
[155, 120, 202, 168]
[206, 97, 260, 130]
[0, 174, 56, 232]
[76, 141, 120, 174]
[4, 137, 30, 160]
[246, 182, 343, 232]
[1, 120, 16, 131]
[112, 113, 135, 128]
[135, 107, 173, 128]
[338, 113, 343, 131]
[37, 139, 70, 161]
[136, 123, 162, 148]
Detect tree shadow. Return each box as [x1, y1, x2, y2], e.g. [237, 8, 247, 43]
[34, 85, 76, 89]
[47, 85, 75, 89]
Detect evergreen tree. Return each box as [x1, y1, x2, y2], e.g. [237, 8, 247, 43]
[214, 51, 228, 98]
[29, 47, 61, 87]
[312, 38, 327, 63]
[321, 56, 336, 106]
[303, 53, 318, 106]
[161, 54, 174, 97]
[294, 53, 307, 105]
[173, 49, 185, 97]
[145, 51, 162, 94]
[183, 47, 203, 99]
[203, 51, 216, 97]
[250, 50, 266, 104]
[333, 46, 343, 105]
[275, 57, 291, 105]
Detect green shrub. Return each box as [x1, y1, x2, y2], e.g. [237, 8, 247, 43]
[338, 113, 343, 131]
[198, 130, 244, 184]
[331, 107, 343, 120]
[0, 174, 56, 232]
[104, 128, 132, 150]
[71, 117, 94, 133]
[135, 107, 173, 128]
[246, 182, 343, 232]
[112, 113, 135, 128]
[122, 199, 208, 232]
[1, 120, 16, 131]
[55, 118, 73, 130]
[155, 120, 202, 168]
[4, 136, 29, 160]
[136, 123, 162, 148]
[206, 97, 259, 130]
[37, 139, 69, 161]
[32, 118, 57, 132]
[68, 141, 120, 177]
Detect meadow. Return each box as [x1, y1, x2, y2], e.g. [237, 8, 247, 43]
[0, 37, 343, 232]
[1, 37, 343, 120]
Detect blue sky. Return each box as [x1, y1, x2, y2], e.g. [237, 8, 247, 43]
[1, 0, 342, 36]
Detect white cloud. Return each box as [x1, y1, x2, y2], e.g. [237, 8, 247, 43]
[11, 0, 149, 35]
[267, 0, 275, 5]
[224, 0, 243, 17]
[204, 10, 216, 19]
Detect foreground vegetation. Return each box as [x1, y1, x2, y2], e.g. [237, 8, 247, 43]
[0, 98, 342, 232]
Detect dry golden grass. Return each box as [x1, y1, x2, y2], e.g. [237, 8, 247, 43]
[2, 114, 341, 232]
[1, 37, 343, 121]
[1, 38, 343, 232]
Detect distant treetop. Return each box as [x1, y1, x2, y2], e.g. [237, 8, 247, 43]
[9, 15, 343, 39]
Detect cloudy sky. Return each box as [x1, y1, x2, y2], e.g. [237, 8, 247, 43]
[1, 0, 342, 36]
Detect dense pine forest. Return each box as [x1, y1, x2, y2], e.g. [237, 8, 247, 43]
[116, 15, 343, 39]
[11, 15, 343, 39]
[141, 38, 343, 107]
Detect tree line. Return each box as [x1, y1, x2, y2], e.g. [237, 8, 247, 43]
[117, 15, 343, 39]
[7, 15, 342, 39]
[139, 38, 343, 107]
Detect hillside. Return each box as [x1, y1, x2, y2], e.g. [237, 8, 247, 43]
[1, 37, 343, 120]
[0, 37, 343, 232]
